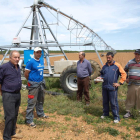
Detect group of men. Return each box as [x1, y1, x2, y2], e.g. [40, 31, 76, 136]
[0, 47, 140, 139]
[77, 49, 140, 123]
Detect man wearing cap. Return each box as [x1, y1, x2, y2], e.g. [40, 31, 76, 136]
[124, 49, 140, 118]
[24, 47, 48, 127]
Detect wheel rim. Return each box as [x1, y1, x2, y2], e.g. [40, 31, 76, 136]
[66, 73, 78, 91]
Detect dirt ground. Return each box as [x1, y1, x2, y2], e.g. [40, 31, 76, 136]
[0, 109, 138, 140]
[49, 52, 134, 68]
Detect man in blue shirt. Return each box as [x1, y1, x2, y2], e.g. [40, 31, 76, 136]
[24, 47, 48, 128]
[0, 51, 23, 140]
[77, 52, 92, 105]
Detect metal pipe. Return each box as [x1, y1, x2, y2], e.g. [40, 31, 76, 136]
[92, 44, 103, 66]
[16, 8, 33, 37]
[38, 8, 68, 60]
[0, 48, 10, 65]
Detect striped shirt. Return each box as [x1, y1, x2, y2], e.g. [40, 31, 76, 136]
[124, 58, 140, 85]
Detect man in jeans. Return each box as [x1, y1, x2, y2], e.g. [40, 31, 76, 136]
[24, 47, 48, 128]
[124, 49, 140, 118]
[77, 52, 92, 105]
[96, 52, 126, 123]
[0, 51, 23, 140]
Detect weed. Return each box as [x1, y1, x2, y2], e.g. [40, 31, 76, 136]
[120, 132, 131, 140]
[82, 115, 95, 124]
[136, 135, 140, 139]
[105, 127, 120, 137]
[17, 114, 25, 124]
[96, 126, 120, 137]
[135, 126, 140, 132]
[64, 116, 71, 121]
[71, 127, 84, 136]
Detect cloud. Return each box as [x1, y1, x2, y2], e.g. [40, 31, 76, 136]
[0, 0, 140, 50]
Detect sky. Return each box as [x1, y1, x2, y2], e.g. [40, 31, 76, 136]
[0, 0, 140, 51]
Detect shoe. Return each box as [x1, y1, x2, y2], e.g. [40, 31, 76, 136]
[29, 122, 36, 128]
[123, 112, 131, 118]
[114, 120, 119, 123]
[11, 134, 23, 139]
[101, 115, 105, 119]
[43, 114, 49, 118]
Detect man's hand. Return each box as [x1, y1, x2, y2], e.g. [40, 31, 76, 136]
[96, 77, 103, 79]
[126, 78, 129, 83]
[94, 77, 103, 84]
[113, 83, 120, 88]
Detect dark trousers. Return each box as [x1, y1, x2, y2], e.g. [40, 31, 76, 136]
[2, 92, 21, 140]
[77, 77, 90, 104]
[102, 88, 120, 121]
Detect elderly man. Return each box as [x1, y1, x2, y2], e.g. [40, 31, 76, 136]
[96, 52, 126, 123]
[0, 51, 23, 140]
[77, 52, 92, 105]
[124, 49, 140, 118]
[24, 47, 48, 128]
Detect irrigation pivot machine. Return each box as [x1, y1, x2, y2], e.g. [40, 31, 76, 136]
[0, 0, 116, 94]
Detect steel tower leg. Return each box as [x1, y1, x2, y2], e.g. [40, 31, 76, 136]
[35, 6, 53, 75]
[16, 8, 33, 37]
[0, 48, 11, 65]
[38, 8, 68, 60]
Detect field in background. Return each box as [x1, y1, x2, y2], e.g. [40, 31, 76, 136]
[0, 52, 134, 68]
[48, 52, 134, 67]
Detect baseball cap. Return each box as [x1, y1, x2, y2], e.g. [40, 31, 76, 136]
[34, 47, 42, 52]
[135, 49, 140, 54]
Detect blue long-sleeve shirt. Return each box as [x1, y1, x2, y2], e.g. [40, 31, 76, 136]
[77, 59, 92, 78]
[0, 61, 22, 93]
[101, 61, 126, 90]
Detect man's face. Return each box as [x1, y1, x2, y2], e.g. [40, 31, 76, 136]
[34, 51, 42, 60]
[106, 55, 113, 64]
[79, 52, 84, 60]
[135, 53, 140, 62]
[10, 52, 20, 66]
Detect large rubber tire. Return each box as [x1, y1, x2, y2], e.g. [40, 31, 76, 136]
[88, 60, 101, 79]
[60, 60, 101, 94]
[60, 65, 77, 94]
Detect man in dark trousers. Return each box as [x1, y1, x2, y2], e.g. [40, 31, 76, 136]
[77, 52, 92, 105]
[96, 52, 126, 123]
[0, 51, 23, 140]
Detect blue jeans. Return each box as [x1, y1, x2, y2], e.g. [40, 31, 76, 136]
[2, 92, 21, 140]
[102, 88, 120, 121]
[26, 87, 45, 124]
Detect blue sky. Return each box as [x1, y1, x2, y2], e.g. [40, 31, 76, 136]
[0, 0, 140, 51]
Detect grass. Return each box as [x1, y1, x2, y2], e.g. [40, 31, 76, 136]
[0, 78, 140, 139]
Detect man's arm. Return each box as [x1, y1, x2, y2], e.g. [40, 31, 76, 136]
[24, 70, 30, 80]
[124, 61, 129, 83]
[0, 84, 2, 96]
[113, 63, 126, 87]
[88, 61, 92, 76]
